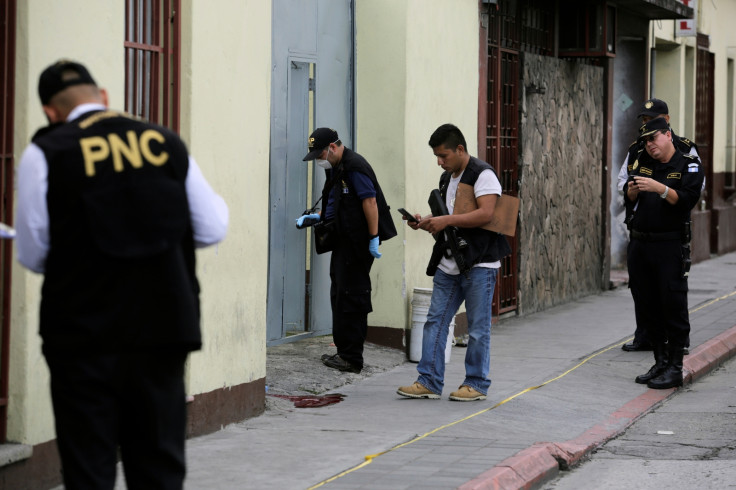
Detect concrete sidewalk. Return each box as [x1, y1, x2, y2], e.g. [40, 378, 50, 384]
[183, 251, 736, 490]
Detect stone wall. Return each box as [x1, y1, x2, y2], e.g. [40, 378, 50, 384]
[517, 53, 605, 315]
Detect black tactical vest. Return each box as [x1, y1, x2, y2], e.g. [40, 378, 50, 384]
[33, 110, 200, 355]
[427, 157, 511, 276]
[321, 147, 397, 247]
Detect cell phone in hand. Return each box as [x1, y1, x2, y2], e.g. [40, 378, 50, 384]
[397, 208, 419, 223]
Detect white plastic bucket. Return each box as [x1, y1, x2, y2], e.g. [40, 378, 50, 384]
[410, 287, 454, 363]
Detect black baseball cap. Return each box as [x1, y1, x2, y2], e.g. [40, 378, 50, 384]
[38, 59, 97, 105]
[302, 127, 339, 161]
[637, 98, 669, 118]
[638, 116, 670, 139]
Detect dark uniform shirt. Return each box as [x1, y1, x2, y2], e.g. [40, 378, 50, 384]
[625, 150, 704, 234]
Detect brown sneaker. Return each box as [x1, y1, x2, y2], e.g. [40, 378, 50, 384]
[449, 385, 486, 401]
[397, 382, 440, 399]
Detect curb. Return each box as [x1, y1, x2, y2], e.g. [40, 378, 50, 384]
[458, 324, 736, 490]
[683, 326, 736, 384]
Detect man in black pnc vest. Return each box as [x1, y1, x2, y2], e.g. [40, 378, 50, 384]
[15, 60, 229, 489]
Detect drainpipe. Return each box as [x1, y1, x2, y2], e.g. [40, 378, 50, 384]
[649, 47, 656, 98]
[648, 21, 656, 98]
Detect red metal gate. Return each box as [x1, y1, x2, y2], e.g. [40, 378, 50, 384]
[695, 34, 714, 207]
[479, 1, 554, 316]
[0, 0, 16, 443]
[695, 34, 714, 251]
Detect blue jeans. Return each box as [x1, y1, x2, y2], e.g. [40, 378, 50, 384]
[417, 267, 498, 395]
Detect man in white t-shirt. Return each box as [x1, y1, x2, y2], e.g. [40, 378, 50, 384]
[397, 124, 511, 401]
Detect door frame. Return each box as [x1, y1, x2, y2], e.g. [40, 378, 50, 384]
[0, 0, 17, 443]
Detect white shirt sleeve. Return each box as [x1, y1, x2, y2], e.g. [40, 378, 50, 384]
[617, 154, 630, 193]
[473, 169, 503, 198]
[186, 156, 229, 247]
[688, 147, 706, 193]
[15, 144, 50, 273]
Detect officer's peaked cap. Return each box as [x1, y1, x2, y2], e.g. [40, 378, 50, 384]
[639, 117, 670, 139]
[637, 98, 669, 118]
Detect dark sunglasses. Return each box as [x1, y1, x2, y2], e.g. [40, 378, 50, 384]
[642, 130, 666, 143]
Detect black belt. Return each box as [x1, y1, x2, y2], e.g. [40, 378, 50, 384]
[630, 230, 681, 242]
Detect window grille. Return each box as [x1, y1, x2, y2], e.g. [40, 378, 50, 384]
[124, 0, 181, 131]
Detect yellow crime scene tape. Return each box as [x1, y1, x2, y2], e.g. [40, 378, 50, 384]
[308, 289, 736, 489]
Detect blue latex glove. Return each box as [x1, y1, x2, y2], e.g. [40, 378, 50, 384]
[369, 236, 382, 258]
[296, 213, 320, 228]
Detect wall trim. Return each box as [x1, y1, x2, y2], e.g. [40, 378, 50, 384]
[187, 377, 265, 437]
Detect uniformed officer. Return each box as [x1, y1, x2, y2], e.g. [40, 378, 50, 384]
[298, 128, 397, 373]
[617, 98, 700, 353]
[624, 117, 704, 389]
[15, 60, 229, 489]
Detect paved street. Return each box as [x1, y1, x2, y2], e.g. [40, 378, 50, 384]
[105, 250, 736, 489]
[543, 356, 736, 489]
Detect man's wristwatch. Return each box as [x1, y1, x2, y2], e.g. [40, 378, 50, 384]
[660, 186, 669, 200]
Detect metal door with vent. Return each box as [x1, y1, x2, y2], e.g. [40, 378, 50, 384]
[268, 0, 354, 344]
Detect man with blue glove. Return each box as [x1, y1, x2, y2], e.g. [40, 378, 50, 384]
[299, 128, 396, 373]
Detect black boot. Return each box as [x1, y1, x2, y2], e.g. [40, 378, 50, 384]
[635, 343, 668, 384]
[647, 346, 684, 389]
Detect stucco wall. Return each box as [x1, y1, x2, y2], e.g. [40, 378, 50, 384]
[652, 1, 736, 254]
[517, 53, 605, 315]
[653, 0, 736, 175]
[356, 0, 480, 333]
[180, 0, 270, 397]
[355, 0, 409, 332]
[10, 0, 126, 447]
[8, 0, 271, 447]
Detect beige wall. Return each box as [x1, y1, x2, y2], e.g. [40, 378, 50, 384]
[702, 0, 736, 174]
[180, 0, 270, 395]
[10, 0, 125, 445]
[653, 0, 736, 174]
[9, 0, 271, 446]
[356, 0, 479, 329]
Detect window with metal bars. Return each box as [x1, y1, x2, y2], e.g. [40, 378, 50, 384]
[488, 0, 554, 55]
[558, 0, 616, 58]
[124, 0, 181, 131]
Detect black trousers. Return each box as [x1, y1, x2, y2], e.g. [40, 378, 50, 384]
[45, 350, 188, 490]
[627, 238, 690, 349]
[329, 237, 374, 368]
